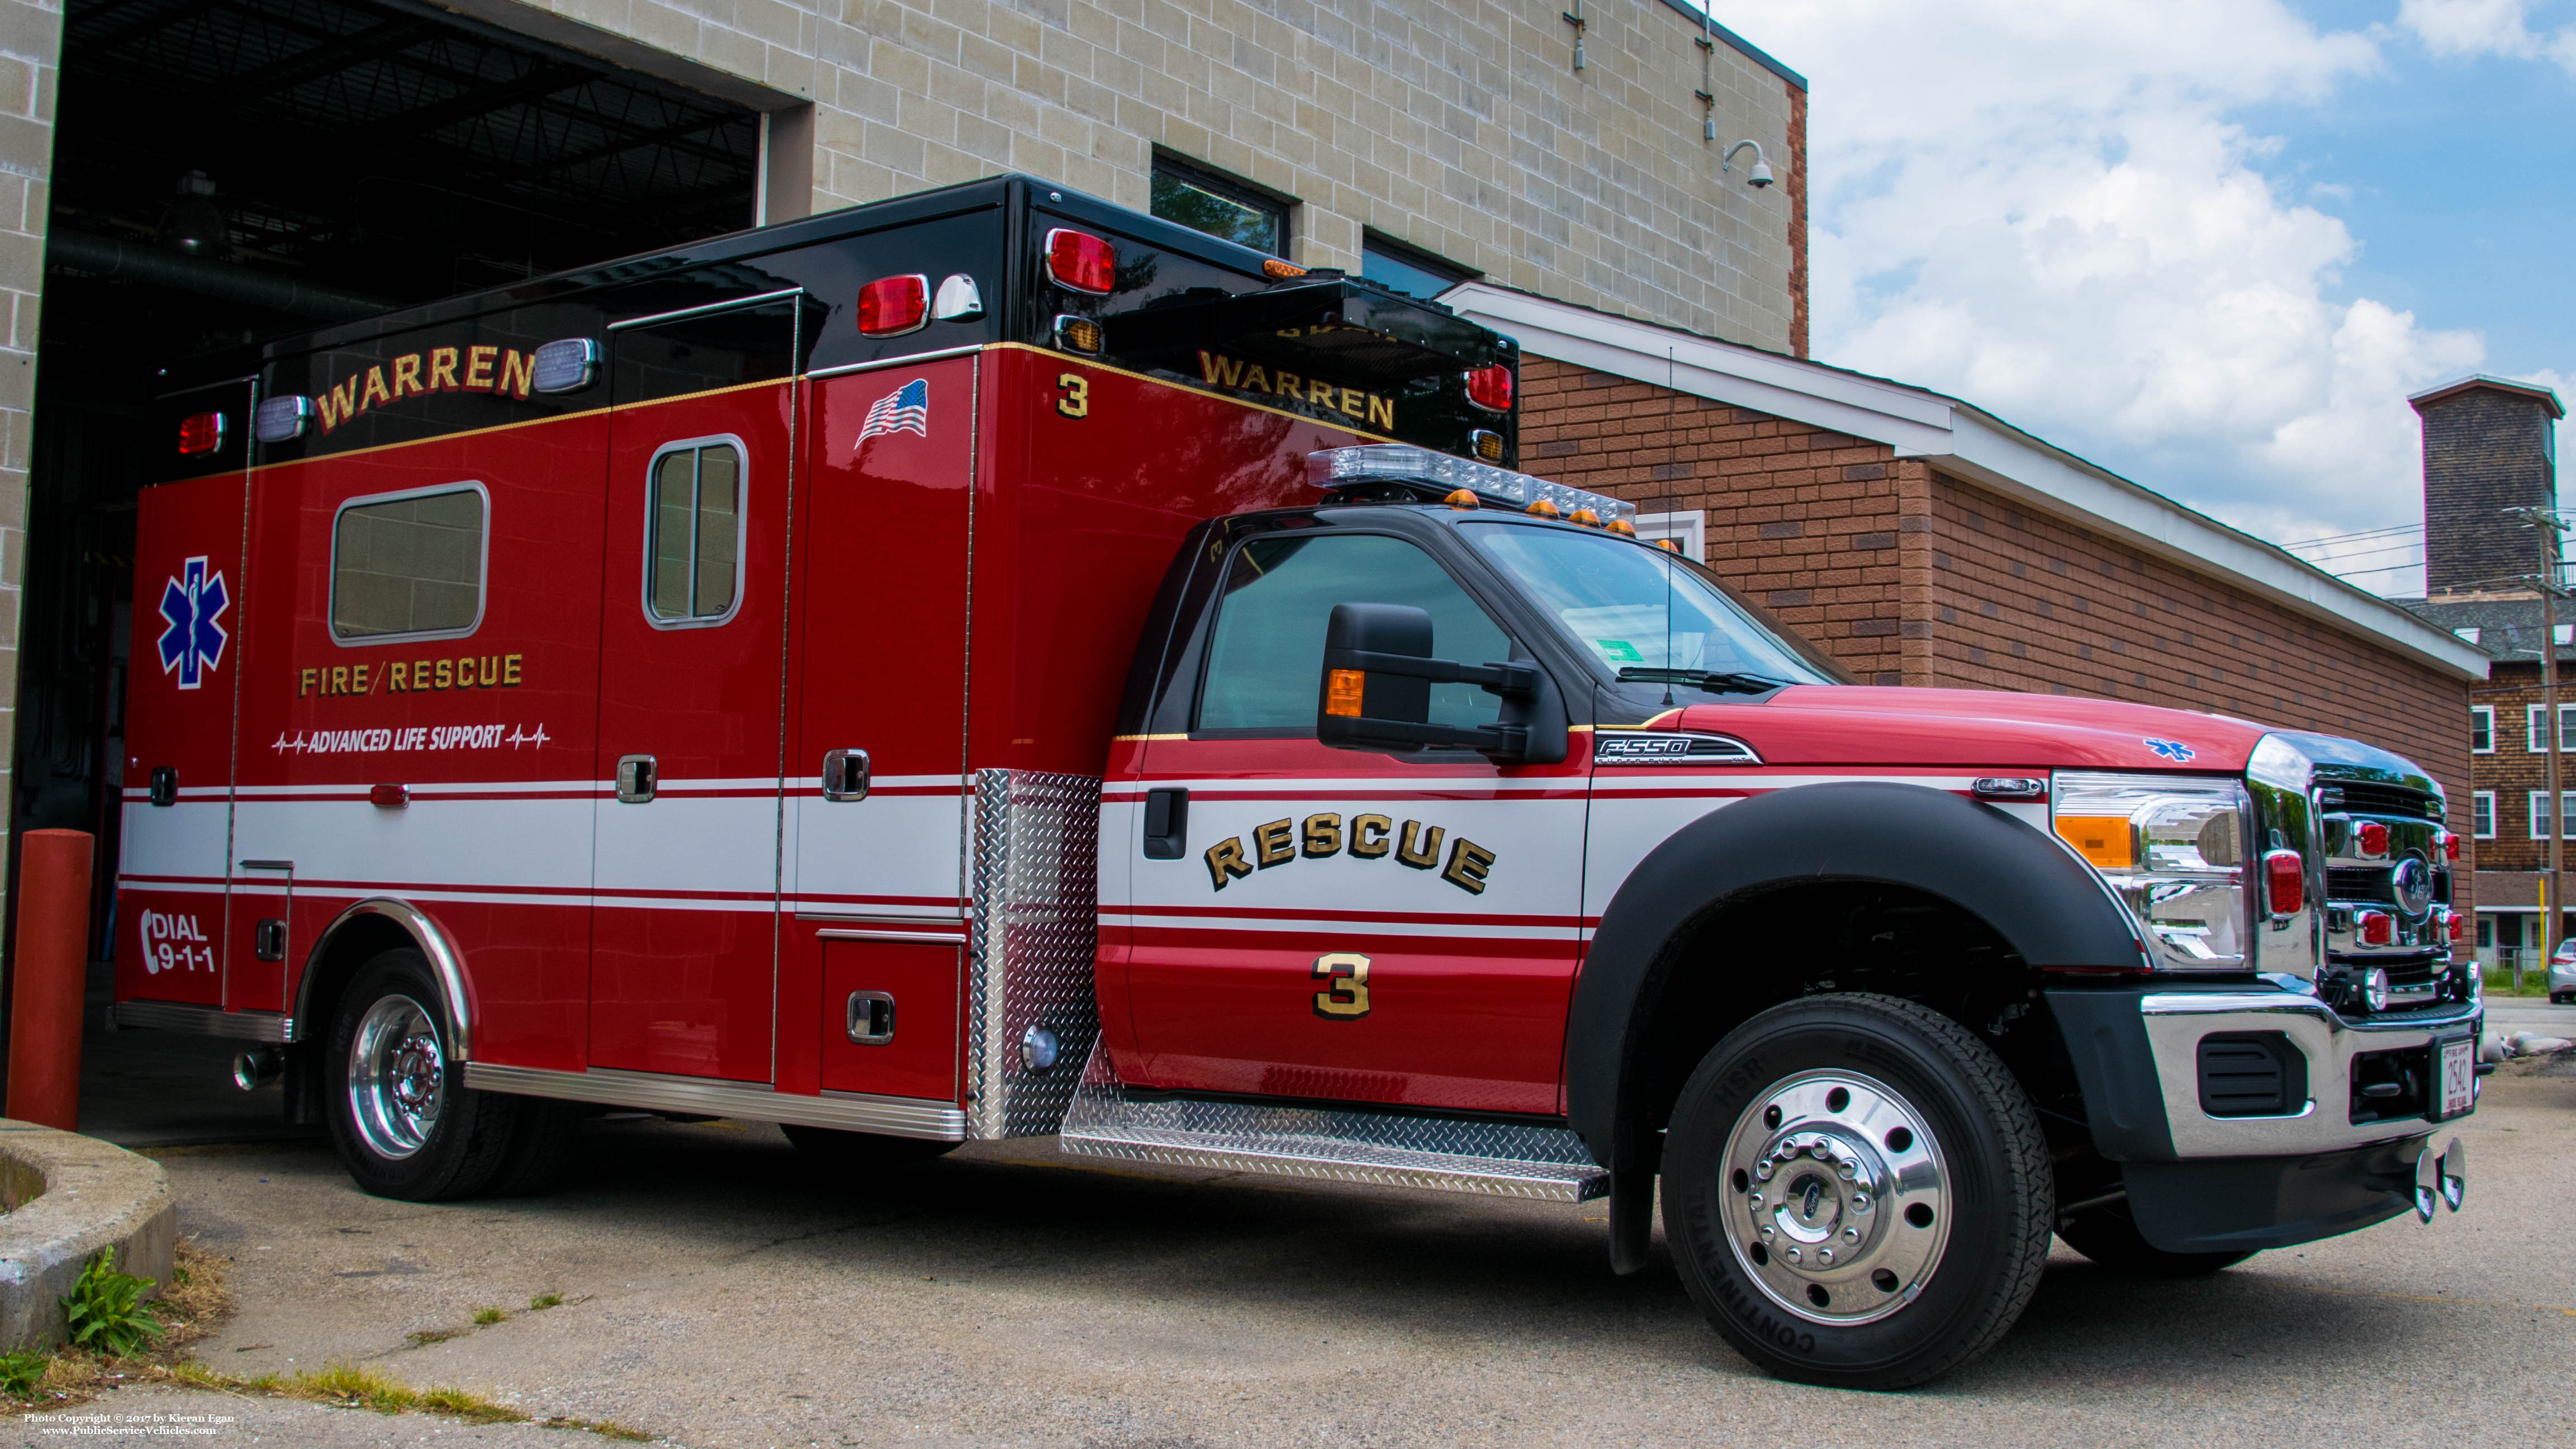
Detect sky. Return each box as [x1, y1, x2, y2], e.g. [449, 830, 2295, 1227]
[1714, 0, 2576, 596]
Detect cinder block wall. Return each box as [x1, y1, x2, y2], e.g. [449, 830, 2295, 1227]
[507, 0, 1805, 352]
[0, 0, 59, 930]
[1521, 355, 2478, 909]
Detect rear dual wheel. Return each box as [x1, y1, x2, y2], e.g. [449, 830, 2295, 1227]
[326, 949, 575, 1201]
[1662, 993, 2054, 1390]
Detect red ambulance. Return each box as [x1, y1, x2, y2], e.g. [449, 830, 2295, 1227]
[116, 175, 2480, 1388]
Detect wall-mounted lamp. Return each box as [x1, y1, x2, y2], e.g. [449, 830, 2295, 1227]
[1721, 140, 1775, 189]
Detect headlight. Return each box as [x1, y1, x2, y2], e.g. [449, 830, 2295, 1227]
[2052, 771, 2252, 972]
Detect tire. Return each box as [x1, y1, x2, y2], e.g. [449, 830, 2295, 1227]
[481, 1097, 586, 1197]
[779, 1123, 959, 1167]
[325, 948, 519, 1201]
[2058, 1201, 2255, 1276]
[1661, 992, 2054, 1390]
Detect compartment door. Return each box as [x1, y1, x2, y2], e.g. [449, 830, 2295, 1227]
[588, 293, 804, 1081]
[784, 357, 977, 1100]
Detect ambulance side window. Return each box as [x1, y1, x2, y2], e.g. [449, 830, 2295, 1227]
[330, 484, 487, 641]
[1197, 533, 1508, 733]
[644, 437, 744, 626]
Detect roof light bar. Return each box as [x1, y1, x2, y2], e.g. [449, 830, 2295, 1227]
[1306, 445, 1638, 528]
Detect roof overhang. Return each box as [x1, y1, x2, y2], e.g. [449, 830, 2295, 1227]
[1441, 282, 2489, 683]
[2406, 373, 2566, 419]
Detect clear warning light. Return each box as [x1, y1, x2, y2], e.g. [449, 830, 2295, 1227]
[178, 411, 225, 456]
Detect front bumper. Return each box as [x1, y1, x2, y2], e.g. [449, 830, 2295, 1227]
[2051, 981, 2480, 1160]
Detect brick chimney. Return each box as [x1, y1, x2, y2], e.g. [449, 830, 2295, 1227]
[2413, 375, 2565, 596]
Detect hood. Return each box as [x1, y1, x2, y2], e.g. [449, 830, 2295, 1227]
[1649, 686, 2273, 772]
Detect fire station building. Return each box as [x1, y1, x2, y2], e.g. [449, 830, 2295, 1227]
[0, 0, 2490, 933]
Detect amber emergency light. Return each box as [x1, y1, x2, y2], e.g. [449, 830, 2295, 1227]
[1047, 228, 1117, 294]
[1306, 445, 1638, 531]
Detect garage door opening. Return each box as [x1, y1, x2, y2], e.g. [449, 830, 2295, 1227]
[20, 0, 773, 925]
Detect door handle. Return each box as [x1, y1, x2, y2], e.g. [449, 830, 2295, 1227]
[1142, 787, 1188, 858]
[616, 754, 657, 803]
[821, 748, 870, 802]
[846, 990, 895, 1044]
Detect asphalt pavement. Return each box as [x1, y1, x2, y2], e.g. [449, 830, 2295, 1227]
[7, 1048, 2565, 1448]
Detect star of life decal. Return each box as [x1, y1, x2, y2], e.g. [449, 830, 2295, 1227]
[156, 556, 230, 689]
[2145, 737, 2195, 763]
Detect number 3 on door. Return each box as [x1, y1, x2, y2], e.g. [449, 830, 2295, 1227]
[1056, 372, 1089, 418]
[1312, 953, 1371, 1020]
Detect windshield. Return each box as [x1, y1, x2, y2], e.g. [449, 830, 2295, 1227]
[1463, 523, 1847, 688]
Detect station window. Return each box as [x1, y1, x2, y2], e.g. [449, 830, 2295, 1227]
[1150, 154, 1289, 255]
[2474, 790, 2496, 840]
[1197, 533, 1507, 733]
[1361, 232, 1476, 300]
[331, 484, 487, 641]
[2471, 705, 2494, 754]
[646, 438, 744, 625]
[2528, 702, 2576, 752]
[2530, 790, 2573, 839]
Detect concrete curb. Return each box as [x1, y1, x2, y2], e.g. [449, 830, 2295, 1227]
[0, 1120, 176, 1350]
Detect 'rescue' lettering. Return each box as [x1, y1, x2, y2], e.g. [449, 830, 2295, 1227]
[313, 347, 542, 434]
[1204, 813, 1495, 893]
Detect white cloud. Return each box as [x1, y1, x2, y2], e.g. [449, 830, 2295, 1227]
[1728, 1, 2506, 593]
[2398, 0, 2576, 75]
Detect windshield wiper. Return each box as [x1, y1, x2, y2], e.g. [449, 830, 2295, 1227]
[1615, 667, 1790, 696]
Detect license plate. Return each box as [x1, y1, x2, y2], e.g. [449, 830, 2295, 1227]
[2433, 1036, 2477, 1121]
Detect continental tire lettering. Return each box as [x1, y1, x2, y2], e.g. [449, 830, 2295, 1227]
[1205, 837, 1253, 890]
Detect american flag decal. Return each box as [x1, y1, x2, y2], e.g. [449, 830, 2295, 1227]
[857, 377, 930, 444]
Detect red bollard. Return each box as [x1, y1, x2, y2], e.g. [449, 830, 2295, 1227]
[8, 830, 95, 1129]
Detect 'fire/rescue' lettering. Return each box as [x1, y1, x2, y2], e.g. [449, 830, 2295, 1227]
[1204, 813, 1496, 894]
[300, 653, 524, 698]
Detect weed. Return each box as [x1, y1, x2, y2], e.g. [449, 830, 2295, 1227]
[405, 1329, 465, 1348]
[61, 1251, 162, 1358]
[0, 1349, 48, 1399]
[471, 1307, 509, 1326]
[529, 1293, 563, 1311]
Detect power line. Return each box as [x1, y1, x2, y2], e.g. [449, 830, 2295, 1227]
[2280, 522, 2424, 550]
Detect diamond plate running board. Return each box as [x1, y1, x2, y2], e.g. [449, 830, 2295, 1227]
[1057, 1044, 1608, 1202]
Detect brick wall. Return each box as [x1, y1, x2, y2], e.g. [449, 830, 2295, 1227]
[2465, 660, 2565, 870]
[1520, 354, 2479, 899]
[2418, 387, 2556, 596]
[490, 0, 1805, 352]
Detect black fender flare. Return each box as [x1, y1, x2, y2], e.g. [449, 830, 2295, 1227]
[1566, 780, 2147, 1173]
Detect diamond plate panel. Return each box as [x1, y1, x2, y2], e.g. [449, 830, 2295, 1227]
[1059, 1042, 1609, 1201]
[964, 769, 1104, 1139]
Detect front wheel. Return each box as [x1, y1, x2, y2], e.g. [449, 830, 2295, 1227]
[326, 949, 519, 1201]
[1662, 993, 2055, 1390]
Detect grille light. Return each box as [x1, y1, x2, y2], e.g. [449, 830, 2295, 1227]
[532, 338, 600, 394]
[1046, 228, 1116, 293]
[2357, 912, 2394, 947]
[858, 274, 930, 336]
[178, 411, 225, 456]
[253, 395, 311, 443]
[1306, 444, 1638, 527]
[2263, 848, 2304, 917]
[2356, 820, 2389, 858]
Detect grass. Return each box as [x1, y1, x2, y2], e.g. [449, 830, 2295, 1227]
[0, 1242, 648, 1443]
[61, 1249, 163, 1358]
[2482, 966, 2559, 998]
[529, 1293, 563, 1311]
[471, 1307, 510, 1325]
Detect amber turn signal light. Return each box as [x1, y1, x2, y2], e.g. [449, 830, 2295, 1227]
[1262, 258, 1307, 279]
[1325, 669, 1365, 718]
[2053, 814, 2133, 870]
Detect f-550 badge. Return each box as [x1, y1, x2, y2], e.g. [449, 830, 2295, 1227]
[1206, 814, 1496, 895]
[1595, 731, 1760, 765]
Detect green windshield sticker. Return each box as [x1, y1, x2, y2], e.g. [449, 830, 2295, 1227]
[1595, 639, 1645, 663]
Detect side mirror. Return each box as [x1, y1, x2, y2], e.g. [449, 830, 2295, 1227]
[1316, 603, 1566, 763]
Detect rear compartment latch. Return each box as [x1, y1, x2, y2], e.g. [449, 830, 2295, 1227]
[615, 754, 657, 803]
[820, 748, 870, 802]
[149, 766, 178, 807]
[846, 991, 896, 1045]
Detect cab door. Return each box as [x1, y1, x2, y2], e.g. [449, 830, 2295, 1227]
[1119, 527, 1588, 1116]
[588, 292, 804, 1081]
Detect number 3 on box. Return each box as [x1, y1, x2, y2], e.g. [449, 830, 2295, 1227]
[1057, 372, 1089, 418]
[1312, 952, 1370, 1020]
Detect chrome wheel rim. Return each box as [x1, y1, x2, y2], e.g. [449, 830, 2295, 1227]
[347, 993, 444, 1160]
[1717, 1068, 1952, 1327]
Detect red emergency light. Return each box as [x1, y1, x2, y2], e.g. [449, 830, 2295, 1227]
[2357, 911, 2394, 946]
[2440, 830, 2459, 861]
[1046, 228, 1116, 294]
[857, 274, 929, 336]
[2447, 909, 2465, 941]
[2262, 848, 2303, 916]
[1465, 364, 1514, 412]
[2355, 821, 2388, 858]
[178, 411, 225, 456]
